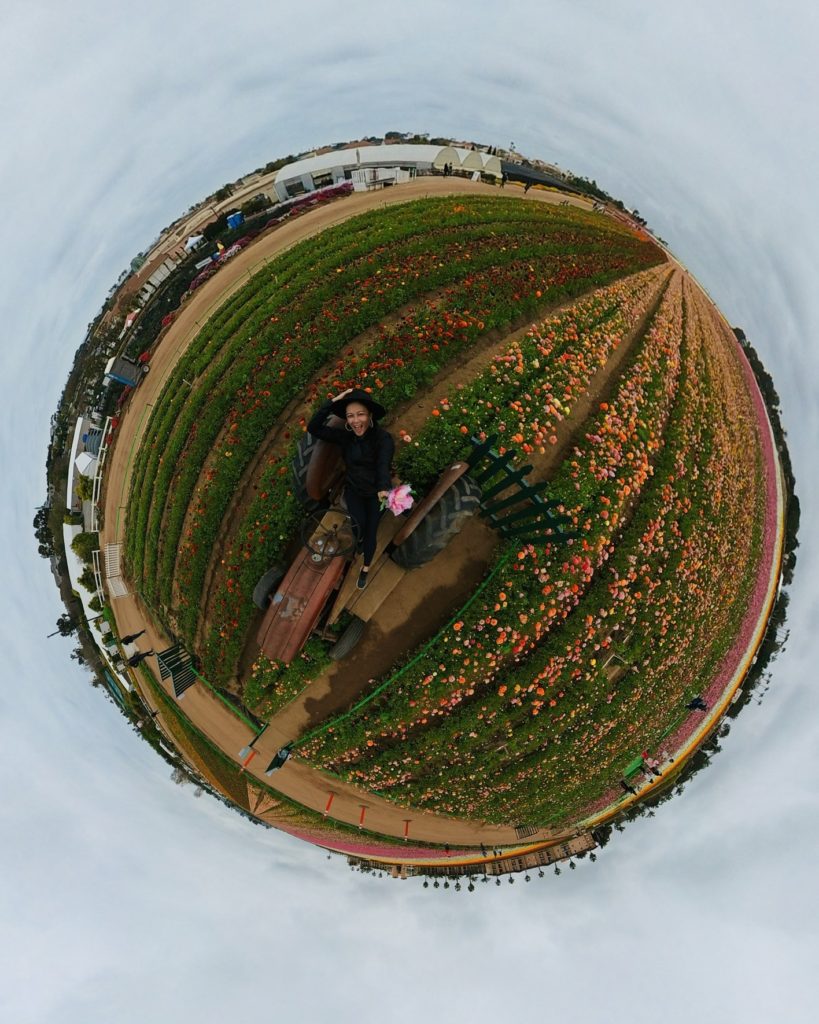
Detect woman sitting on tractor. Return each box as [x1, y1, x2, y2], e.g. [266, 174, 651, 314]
[307, 388, 395, 589]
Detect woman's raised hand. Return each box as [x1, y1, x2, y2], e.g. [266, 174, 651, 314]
[333, 387, 353, 401]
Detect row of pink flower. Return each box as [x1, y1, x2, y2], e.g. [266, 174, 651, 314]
[483, 281, 772, 825]
[578, 285, 781, 814]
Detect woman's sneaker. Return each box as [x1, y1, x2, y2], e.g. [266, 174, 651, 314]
[356, 568, 369, 590]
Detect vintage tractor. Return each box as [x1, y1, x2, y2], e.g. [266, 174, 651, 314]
[253, 415, 482, 664]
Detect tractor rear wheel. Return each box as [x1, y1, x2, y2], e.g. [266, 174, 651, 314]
[391, 474, 482, 570]
[252, 565, 285, 610]
[291, 433, 323, 511]
[329, 615, 366, 660]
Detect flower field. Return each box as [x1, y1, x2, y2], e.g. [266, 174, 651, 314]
[294, 278, 767, 823]
[126, 196, 663, 684]
[124, 191, 776, 830]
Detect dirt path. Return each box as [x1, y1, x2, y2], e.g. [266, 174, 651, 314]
[102, 178, 669, 850]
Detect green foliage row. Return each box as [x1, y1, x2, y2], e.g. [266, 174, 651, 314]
[193, 256, 662, 683]
[243, 639, 332, 719]
[126, 196, 647, 585]
[126, 200, 614, 590]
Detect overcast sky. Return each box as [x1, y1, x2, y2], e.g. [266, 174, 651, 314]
[2, 2, 818, 1022]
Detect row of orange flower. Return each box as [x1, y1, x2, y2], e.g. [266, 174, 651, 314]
[298, 271, 684, 773]
[302, 279, 766, 825]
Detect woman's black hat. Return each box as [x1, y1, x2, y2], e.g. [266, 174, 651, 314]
[329, 388, 387, 421]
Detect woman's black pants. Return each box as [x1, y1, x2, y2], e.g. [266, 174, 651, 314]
[344, 486, 382, 567]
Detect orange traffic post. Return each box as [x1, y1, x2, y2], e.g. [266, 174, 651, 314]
[324, 792, 335, 817]
[358, 805, 367, 830]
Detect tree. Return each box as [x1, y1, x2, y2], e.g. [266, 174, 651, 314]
[240, 195, 268, 217]
[170, 766, 191, 787]
[71, 531, 99, 563]
[49, 614, 76, 638]
[33, 507, 54, 558]
[77, 565, 96, 592]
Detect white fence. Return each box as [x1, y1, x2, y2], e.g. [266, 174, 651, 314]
[102, 542, 129, 599]
[90, 415, 113, 532]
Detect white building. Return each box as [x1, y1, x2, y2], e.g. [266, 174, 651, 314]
[137, 254, 182, 305]
[62, 523, 102, 623]
[66, 415, 103, 529]
[272, 144, 502, 201]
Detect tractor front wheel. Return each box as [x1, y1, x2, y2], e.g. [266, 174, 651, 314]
[329, 615, 366, 660]
[252, 565, 285, 610]
[291, 434, 323, 512]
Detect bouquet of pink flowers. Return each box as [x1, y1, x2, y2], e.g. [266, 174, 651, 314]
[381, 483, 415, 515]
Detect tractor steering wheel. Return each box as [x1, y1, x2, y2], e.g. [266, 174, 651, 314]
[301, 509, 359, 560]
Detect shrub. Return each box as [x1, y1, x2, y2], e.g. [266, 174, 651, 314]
[71, 531, 99, 563]
[75, 474, 94, 500]
[78, 565, 96, 592]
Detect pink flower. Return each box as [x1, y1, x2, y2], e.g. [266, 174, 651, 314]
[384, 484, 414, 515]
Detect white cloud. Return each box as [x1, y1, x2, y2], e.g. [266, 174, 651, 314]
[1, 1, 818, 1021]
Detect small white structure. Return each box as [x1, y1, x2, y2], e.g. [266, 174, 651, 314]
[74, 450, 97, 477]
[350, 166, 413, 191]
[138, 255, 181, 305]
[67, 414, 105, 531]
[102, 542, 129, 599]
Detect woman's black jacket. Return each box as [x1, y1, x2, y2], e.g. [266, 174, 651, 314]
[307, 401, 394, 497]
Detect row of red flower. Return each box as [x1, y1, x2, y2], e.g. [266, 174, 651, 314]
[190, 237, 661, 677]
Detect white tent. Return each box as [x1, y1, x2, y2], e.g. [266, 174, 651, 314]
[184, 234, 205, 251]
[75, 451, 97, 477]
